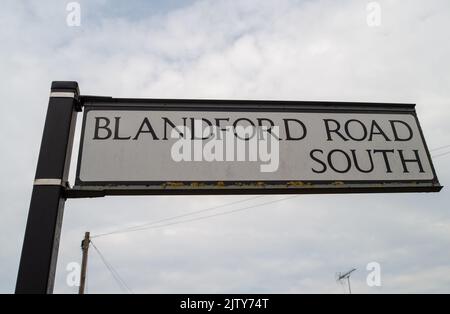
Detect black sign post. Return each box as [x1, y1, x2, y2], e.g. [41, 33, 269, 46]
[15, 82, 80, 294]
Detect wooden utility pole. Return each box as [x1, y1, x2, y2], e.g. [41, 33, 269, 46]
[78, 232, 90, 294]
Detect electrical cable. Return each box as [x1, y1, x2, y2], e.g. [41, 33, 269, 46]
[90, 241, 133, 294]
[432, 150, 450, 159]
[430, 144, 450, 152]
[92, 195, 265, 238]
[95, 196, 298, 238]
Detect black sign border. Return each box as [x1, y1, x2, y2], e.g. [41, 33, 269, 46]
[70, 97, 442, 198]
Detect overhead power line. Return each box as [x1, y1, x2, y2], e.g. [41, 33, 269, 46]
[92, 195, 266, 238]
[432, 150, 450, 159]
[430, 144, 450, 159]
[90, 241, 133, 294]
[94, 195, 298, 239]
[430, 144, 450, 152]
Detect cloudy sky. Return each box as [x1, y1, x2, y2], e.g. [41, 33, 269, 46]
[1, 0, 450, 294]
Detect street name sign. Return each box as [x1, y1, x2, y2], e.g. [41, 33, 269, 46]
[73, 98, 442, 196]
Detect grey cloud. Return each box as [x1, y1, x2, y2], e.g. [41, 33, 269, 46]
[1, 0, 449, 293]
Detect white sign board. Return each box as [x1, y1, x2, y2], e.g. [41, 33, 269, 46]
[74, 100, 441, 195]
